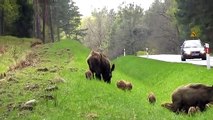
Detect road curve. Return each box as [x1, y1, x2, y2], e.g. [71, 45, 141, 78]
[139, 54, 213, 67]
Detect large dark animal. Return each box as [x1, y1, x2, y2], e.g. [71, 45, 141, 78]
[169, 83, 213, 113]
[87, 51, 115, 83]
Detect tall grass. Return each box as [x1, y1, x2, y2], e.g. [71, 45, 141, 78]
[0, 36, 33, 72]
[0, 38, 212, 120]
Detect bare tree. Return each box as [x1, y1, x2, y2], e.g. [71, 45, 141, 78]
[81, 8, 114, 54]
[143, 0, 180, 54]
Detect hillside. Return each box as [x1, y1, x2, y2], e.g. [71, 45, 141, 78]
[0, 36, 212, 120]
[0, 36, 34, 72]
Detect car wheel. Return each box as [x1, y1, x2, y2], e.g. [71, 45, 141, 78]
[181, 56, 186, 61]
[202, 57, 206, 60]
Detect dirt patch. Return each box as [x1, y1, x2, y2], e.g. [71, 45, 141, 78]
[6, 76, 19, 83]
[0, 72, 18, 83]
[0, 45, 8, 55]
[30, 40, 42, 48]
[45, 85, 58, 91]
[86, 113, 98, 120]
[37, 67, 49, 72]
[7, 103, 16, 112]
[40, 94, 55, 100]
[5, 99, 37, 113]
[24, 83, 39, 91]
[8, 51, 39, 71]
[19, 99, 37, 111]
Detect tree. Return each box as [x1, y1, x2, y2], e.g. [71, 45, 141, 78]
[33, 0, 41, 39]
[12, 0, 33, 37]
[80, 8, 116, 54]
[176, 0, 213, 47]
[48, 1, 54, 42]
[41, 0, 46, 43]
[0, 0, 19, 35]
[142, 0, 180, 54]
[34, 0, 56, 42]
[109, 3, 145, 58]
[0, 0, 82, 42]
[32, 0, 81, 43]
[0, 2, 4, 35]
[80, 3, 148, 58]
[52, 0, 81, 39]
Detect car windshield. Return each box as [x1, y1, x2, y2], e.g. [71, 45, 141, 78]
[183, 40, 202, 48]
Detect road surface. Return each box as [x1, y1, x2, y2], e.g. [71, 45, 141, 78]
[139, 54, 213, 67]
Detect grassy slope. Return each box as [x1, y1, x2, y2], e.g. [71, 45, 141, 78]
[0, 37, 212, 120]
[113, 56, 213, 120]
[0, 36, 33, 72]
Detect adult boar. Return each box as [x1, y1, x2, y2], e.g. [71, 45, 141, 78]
[171, 83, 213, 113]
[87, 51, 115, 83]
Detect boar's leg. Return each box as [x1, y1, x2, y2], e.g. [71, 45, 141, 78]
[198, 103, 206, 111]
[95, 73, 101, 80]
[172, 97, 183, 113]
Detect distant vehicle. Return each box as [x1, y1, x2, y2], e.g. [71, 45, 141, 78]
[181, 39, 206, 61]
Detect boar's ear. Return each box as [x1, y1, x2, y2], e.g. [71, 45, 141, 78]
[111, 64, 115, 72]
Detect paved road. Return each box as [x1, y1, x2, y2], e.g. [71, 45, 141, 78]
[139, 54, 213, 67]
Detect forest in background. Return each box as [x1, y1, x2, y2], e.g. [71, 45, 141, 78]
[0, 0, 82, 43]
[0, 0, 213, 58]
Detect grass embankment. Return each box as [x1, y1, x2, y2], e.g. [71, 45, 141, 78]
[0, 36, 33, 72]
[0, 37, 212, 120]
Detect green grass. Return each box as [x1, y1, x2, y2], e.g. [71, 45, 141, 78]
[0, 37, 212, 120]
[0, 36, 34, 72]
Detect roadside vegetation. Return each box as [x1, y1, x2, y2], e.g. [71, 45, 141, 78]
[0, 37, 212, 120]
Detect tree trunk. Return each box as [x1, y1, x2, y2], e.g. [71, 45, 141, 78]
[55, 4, 60, 41]
[42, 0, 46, 43]
[48, 4, 54, 42]
[33, 0, 35, 37]
[0, 8, 4, 35]
[34, 0, 41, 39]
[57, 26, 60, 41]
